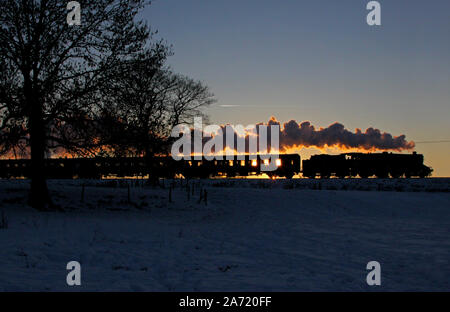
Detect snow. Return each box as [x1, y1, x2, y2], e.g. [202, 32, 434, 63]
[0, 178, 449, 291]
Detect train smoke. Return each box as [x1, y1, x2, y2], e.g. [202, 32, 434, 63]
[270, 117, 415, 151]
[198, 117, 415, 154]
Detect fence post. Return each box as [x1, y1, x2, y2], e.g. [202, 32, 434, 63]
[198, 187, 203, 204]
[81, 184, 85, 203]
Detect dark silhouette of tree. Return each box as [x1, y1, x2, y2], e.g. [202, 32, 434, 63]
[0, 0, 168, 210]
[97, 62, 215, 178]
[0, 53, 29, 158]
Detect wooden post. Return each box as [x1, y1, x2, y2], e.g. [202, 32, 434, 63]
[198, 187, 203, 204]
[81, 184, 85, 203]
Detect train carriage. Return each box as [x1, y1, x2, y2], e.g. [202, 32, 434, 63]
[0, 154, 301, 179]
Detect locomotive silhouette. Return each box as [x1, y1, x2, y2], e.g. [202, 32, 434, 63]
[0, 152, 432, 179]
[302, 152, 432, 179]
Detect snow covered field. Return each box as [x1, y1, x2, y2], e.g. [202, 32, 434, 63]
[0, 178, 449, 291]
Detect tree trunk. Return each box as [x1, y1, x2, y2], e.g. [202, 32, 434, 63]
[27, 85, 53, 211]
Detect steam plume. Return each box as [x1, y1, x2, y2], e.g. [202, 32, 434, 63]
[269, 117, 415, 151]
[198, 117, 415, 153]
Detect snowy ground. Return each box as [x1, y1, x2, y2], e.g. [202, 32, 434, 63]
[0, 178, 449, 291]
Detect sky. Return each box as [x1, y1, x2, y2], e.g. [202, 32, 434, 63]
[143, 0, 450, 176]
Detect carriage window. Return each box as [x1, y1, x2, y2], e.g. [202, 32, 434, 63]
[251, 160, 257, 167]
[276, 159, 282, 167]
[240, 160, 245, 166]
[229, 160, 234, 166]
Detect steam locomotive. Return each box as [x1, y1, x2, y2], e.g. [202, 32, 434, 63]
[302, 152, 432, 179]
[0, 152, 432, 179]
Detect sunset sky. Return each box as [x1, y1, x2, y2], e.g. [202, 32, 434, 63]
[145, 0, 450, 176]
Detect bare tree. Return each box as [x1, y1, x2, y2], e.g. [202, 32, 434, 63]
[98, 62, 215, 178]
[0, 50, 28, 158]
[0, 0, 168, 210]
